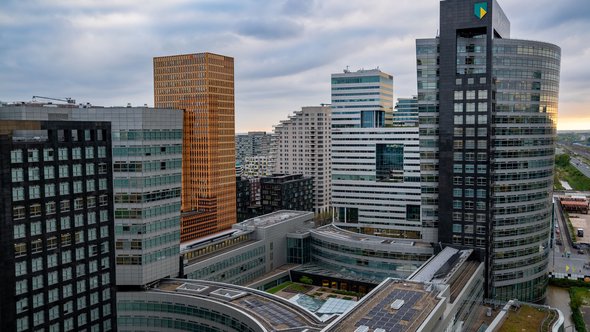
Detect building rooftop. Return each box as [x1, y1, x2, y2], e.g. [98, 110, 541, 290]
[312, 224, 432, 249]
[325, 279, 442, 332]
[237, 210, 314, 229]
[153, 279, 328, 331]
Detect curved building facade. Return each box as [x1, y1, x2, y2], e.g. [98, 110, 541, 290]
[491, 39, 560, 301]
[427, 0, 560, 302]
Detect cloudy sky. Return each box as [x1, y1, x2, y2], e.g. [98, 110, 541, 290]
[1, 0, 588, 132]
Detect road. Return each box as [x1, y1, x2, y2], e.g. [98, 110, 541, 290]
[572, 157, 590, 179]
[550, 199, 589, 275]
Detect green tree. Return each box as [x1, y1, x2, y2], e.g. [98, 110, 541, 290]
[555, 154, 571, 168]
[299, 276, 313, 285]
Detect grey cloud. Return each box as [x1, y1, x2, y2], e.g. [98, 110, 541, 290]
[234, 18, 303, 40]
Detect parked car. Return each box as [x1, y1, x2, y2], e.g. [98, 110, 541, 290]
[579, 249, 586, 255]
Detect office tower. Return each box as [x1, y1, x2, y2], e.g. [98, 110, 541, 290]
[154, 52, 236, 242]
[260, 174, 314, 214]
[0, 120, 116, 332]
[420, 0, 560, 301]
[0, 105, 183, 288]
[331, 69, 431, 241]
[272, 106, 332, 213]
[393, 96, 419, 126]
[235, 131, 272, 165]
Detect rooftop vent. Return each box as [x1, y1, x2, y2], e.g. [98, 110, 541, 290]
[390, 299, 405, 310]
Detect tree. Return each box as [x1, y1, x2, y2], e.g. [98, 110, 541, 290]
[299, 276, 313, 285]
[556, 154, 571, 168]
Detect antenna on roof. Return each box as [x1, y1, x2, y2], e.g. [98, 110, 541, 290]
[344, 65, 350, 73]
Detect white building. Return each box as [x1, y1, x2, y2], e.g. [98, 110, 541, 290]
[243, 155, 273, 179]
[272, 106, 332, 213]
[331, 69, 434, 242]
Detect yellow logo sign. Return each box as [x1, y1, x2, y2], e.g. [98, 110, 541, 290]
[474, 2, 487, 19]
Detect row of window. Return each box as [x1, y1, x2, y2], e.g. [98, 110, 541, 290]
[10, 146, 107, 164]
[12, 179, 108, 201]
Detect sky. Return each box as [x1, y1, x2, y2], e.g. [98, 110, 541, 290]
[1, 0, 589, 132]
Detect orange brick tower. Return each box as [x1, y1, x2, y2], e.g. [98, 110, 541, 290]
[154, 52, 236, 242]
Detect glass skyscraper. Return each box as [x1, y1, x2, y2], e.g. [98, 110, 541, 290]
[419, 0, 560, 302]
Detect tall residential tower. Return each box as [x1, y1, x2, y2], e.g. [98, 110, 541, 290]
[154, 52, 236, 242]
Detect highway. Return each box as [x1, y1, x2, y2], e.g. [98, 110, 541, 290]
[571, 157, 590, 178]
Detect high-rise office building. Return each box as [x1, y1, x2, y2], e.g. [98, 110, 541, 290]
[154, 52, 236, 242]
[272, 106, 332, 213]
[393, 96, 419, 126]
[331, 69, 431, 241]
[235, 131, 272, 166]
[0, 120, 117, 332]
[0, 105, 183, 288]
[419, 0, 560, 301]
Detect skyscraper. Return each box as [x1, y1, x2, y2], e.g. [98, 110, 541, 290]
[272, 106, 332, 213]
[0, 105, 183, 288]
[0, 120, 117, 332]
[154, 52, 236, 242]
[419, 0, 560, 301]
[331, 69, 430, 241]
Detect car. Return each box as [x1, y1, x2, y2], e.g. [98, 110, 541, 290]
[556, 239, 563, 245]
[579, 249, 586, 255]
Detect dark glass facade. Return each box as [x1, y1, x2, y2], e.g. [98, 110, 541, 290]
[0, 121, 117, 331]
[260, 174, 314, 214]
[421, 0, 560, 302]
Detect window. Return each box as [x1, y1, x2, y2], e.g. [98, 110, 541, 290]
[45, 184, 56, 197]
[58, 148, 68, 160]
[454, 91, 463, 100]
[33, 293, 44, 308]
[86, 163, 95, 175]
[62, 250, 72, 263]
[478, 90, 487, 99]
[12, 187, 25, 201]
[46, 218, 57, 232]
[11, 168, 24, 182]
[466, 90, 476, 99]
[466, 103, 475, 112]
[15, 242, 27, 257]
[478, 102, 487, 112]
[85, 146, 94, 159]
[453, 188, 462, 197]
[29, 185, 41, 199]
[11, 149, 23, 163]
[30, 203, 42, 217]
[60, 200, 70, 212]
[44, 166, 55, 179]
[28, 149, 39, 162]
[15, 261, 27, 276]
[478, 114, 488, 124]
[46, 201, 56, 214]
[73, 164, 82, 176]
[61, 216, 71, 230]
[63, 284, 73, 298]
[47, 254, 58, 268]
[74, 181, 83, 193]
[28, 167, 40, 181]
[75, 214, 84, 227]
[48, 288, 59, 302]
[84, 129, 91, 141]
[44, 148, 54, 161]
[99, 178, 107, 190]
[98, 146, 107, 158]
[14, 224, 25, 239]
[72, 147, 82, 159]
[16, 298, 28, 314]
[87, 179, 95, 192]
[98, 163, 107, 174]
[16, 280, 27, 295]
[60, 182, 70, 195]
[59, 165, 69, 178]
[454, 115, 463, 125]
[32, 275, 44, 289]
[14, 206, 26, 220]
[74, 198, 84, 210]
[31, 221, 42, 236]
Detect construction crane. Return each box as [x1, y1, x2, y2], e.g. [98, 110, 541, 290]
[32, 96, 76, 104]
